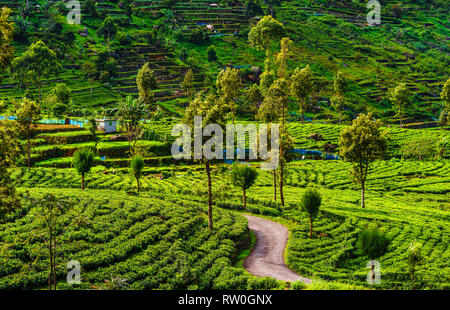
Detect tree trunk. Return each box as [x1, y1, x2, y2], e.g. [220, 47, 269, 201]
[361, 180, 365, 208]
[273, 170, 277, 201]
[81, 173, 85, 190]
[301, 111, 304, 125]
[48, 227, 53, 290]
[243, 188, 246, 209]
[137, 178, 140, 193]
[27, 138, 31, 172]
[371, 263, 376, 282]
[309, 217, 313, 238]
[279, 165, 284, 207]
[205, 162, 213, 230]
[53, 235, 56, 290]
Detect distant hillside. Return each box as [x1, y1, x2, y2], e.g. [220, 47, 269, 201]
[0, 0, 448, 124]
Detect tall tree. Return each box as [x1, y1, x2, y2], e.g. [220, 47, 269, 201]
[115, 96, 149, 156]
[183, 92, 228, 229]
[300, 188, 322, 238]
[247, 83, 264, 115]
[0, 7, 14, 82]
[276, 37, 292, 79]
[10, 41, 62, 100]
[181, 69, 195, 99]
[137, 62, 158, 111]
[231, 164, 258, 209]
[216, 67, 242, 124]
[291, 65, 314, 125]
[248, 15, 285, 51]
[34, 194, 70, 290]
[331, 71, 347, 125]
[339, 113, 387, 208]
[72, 148, 95, 190]
[440, 78, 450, 126]
[16, 97, 42, 172]
[82, 61, 97, 96]
[389, 83, 411, 127]
[0, 120, 21, 220]
[259, 78, 291, 207]
[47, 83, 72, 117]
[130, 156, 145, 193]
[97, 16, 117, 45]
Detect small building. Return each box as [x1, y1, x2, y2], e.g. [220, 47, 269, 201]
[96, 119, 118, 133]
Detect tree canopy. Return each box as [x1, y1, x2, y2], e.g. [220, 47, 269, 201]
[339, 113, 387, 208]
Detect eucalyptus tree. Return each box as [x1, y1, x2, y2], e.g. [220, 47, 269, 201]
[183, 92, 228, 229]
[137, 62, 158, 111]
[331, 71, 347, 125]
[390, 83, 411, 127]
[291, 65, 314, 125]
[181, 69, 195, 99]
[16, 97, 42, 171]
[339, 113, 387, 208]
[216, 67, 242, 124]
[11, 41, 62, 101]
[0, 120, 21, 220]
[0, 7, 14, 81]
[231, 164, 258, 209]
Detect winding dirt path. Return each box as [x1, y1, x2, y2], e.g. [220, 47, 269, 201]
[243, 215, 312, 284]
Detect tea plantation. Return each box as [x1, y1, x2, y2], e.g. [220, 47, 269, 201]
[0, 0, 449, 292]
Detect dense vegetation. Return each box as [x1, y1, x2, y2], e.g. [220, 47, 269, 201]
[0, 0, 448, 291]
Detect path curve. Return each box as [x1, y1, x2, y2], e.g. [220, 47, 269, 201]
[243, 215, 312, 284]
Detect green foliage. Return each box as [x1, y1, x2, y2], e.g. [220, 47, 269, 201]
[10, 41, 62, 99]
[300, 188, 321, 220]
[207, 45, 218, 62]
[97, 16, 118, 42]
[216, 68, 242, 123]
[16, 97, 42, 170]
[130, 156, 145, 193]
[389, 83, 411, 127]
[339, 113, 387, 207]
[0, 7, 14, 81]
[72, 148, 95, 190]
[248, 16, 285, 50]
[291, 65, 314, 124]
[0, 120, 21, 219]
[331, 71, 347, 124]
[181, 69, 194, 99]
[136, 62, 158, 110]
[0, 188, 249, 289]
[407, 240, 423, 288]
[401, 134, 439, 160]
[357, 226, 389, 259]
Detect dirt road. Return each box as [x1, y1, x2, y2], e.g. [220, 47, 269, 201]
[243, 214, 312, 284]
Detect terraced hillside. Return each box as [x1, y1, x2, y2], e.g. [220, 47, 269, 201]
[0, 187, 254, 290]
[5, 156, 449, 289]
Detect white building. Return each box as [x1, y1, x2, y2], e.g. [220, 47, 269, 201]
[96, 119, 118, 133]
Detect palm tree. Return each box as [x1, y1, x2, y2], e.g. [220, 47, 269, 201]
[114, 96, 149, 155]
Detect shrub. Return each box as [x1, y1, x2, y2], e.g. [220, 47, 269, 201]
[357, 226, 389, 259]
